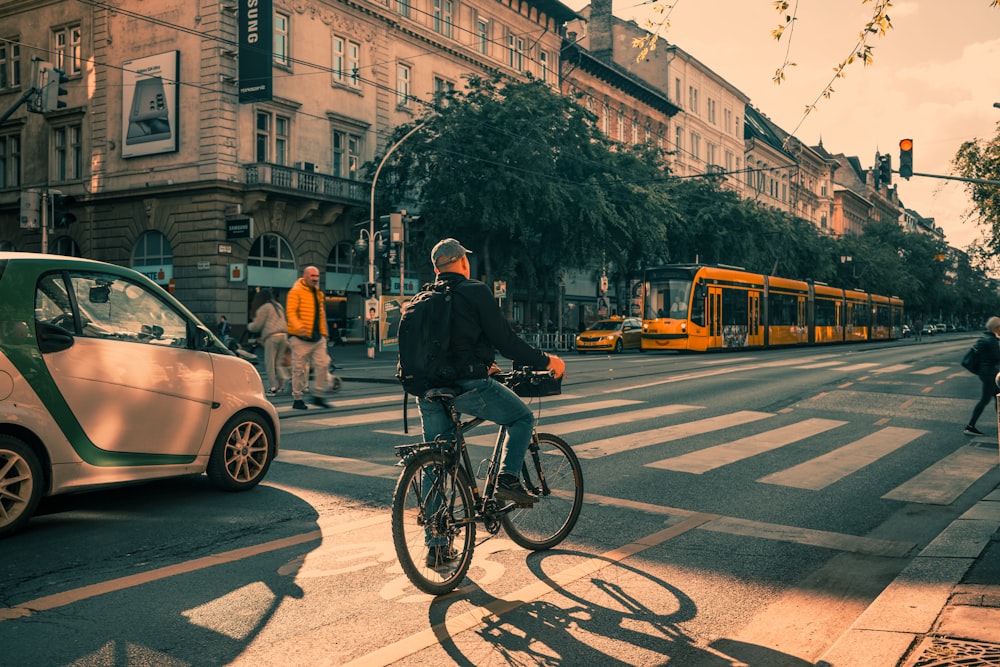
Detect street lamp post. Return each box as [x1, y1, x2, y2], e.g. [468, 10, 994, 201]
[361, 120, 428, 356]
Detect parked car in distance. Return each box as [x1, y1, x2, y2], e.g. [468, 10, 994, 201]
[575, 317, 643, 354]
[0, 253, 280, 538]
[922, 323, 936, 336]
[902, 324, 911, 338]
[933, 323, 948, 334]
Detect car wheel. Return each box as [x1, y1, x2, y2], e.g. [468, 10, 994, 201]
[207, 411, 275, 492]
[614, 339, 623, 354]
[0, 435, 44, 538]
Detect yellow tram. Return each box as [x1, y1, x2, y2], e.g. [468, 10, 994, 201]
[641, 264, 904, 352]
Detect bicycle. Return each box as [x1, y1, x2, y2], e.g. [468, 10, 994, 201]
[390, 369, 584, 595]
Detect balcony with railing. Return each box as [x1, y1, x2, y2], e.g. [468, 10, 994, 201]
[243, 163, 369, 206]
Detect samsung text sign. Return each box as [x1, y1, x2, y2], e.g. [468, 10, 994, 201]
[238, 0, 273, 103]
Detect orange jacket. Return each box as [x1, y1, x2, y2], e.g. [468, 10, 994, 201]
[286, 277, 328, 340]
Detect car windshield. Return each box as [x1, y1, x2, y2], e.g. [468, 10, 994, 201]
[587, 320, 623, 331]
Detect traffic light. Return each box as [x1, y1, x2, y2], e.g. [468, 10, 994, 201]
[40, 64, 68, 112]
[358, 282, 376, 298]
[899, 138, 913, 179]
[879, 154, 892, 186]
[52, 194, 77, 228]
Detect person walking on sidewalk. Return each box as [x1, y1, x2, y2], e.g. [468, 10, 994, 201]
[964, 315, 1000, 436]
[286, 266, 332, 410]
[247, 289, 289, 396]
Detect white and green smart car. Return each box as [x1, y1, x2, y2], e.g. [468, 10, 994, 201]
[0, 252, 279, 537]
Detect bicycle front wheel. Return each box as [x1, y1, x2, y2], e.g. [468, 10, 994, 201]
[502, 433, 583, 551]
[391, 451, 476, 595]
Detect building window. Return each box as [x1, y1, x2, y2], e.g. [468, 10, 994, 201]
[601, 102, 609, 135]
[0, 40, 21, 90]
[53, 123, 82, 182]
[616, 109, 625, 142]
[706, 143, 716, 170]
[332, 35, 360, 88]
[508, 34, 524, 71]
[433, 0, 454, 38]
[632, 116, 639, 145]
[53, 25, 81, 76]
[725, 150, 734, 172]
[724, 108, 733, 134]
[690, 132, 700, 160]
[248, 233, 295, 270]
[539, 50, 549, 84]
[688, 86, 698, 115]
[476, 19, 489, 55]
[433, 76, 454, 106]
[256, 110, 290, 165]
[274, 12, 289, 66]
[674, 126, 682, 152]
[332, 129, 361, 180]
[674, 77, 681, 105]
[133, 231, 173, 267]
[327, 241, 355, 274]
[396, 63, 411, 107]
[707, 98, 716, 124]
[51, 236, 81, 257]
[0, 131, 21, 188]
[397, 0, 411, 19]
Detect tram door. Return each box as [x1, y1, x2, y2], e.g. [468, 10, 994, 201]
[707, 286, 723, 349]
[748, 291, 763, 346]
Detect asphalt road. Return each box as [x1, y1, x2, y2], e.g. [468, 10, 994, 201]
[2, 336, 997, 666]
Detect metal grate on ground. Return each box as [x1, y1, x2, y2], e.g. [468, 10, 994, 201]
[902, 637, 1000, 667]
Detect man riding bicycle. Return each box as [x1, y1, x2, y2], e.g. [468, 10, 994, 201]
[414, 238, 566, 509]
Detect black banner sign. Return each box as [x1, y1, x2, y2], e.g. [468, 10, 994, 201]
[238, 0, 273, 103]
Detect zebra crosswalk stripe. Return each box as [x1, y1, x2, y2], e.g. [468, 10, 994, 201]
[573, 410, 773, 460]
[646, 418, 844, 473]
[758, 426, 927, 490]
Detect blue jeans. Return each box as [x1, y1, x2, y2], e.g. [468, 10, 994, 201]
[417, 377, 535, 548]
[417, 377, 535, 478]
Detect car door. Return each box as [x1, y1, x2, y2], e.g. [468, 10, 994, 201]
[34, 269, 215, 458]
[622, 318, 641, 348]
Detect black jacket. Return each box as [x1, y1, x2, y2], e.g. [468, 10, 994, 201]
[973, 330, 1000, 378]
[436, 272, 549, 378]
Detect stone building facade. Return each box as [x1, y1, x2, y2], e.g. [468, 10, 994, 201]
[0, 0, 575, 337]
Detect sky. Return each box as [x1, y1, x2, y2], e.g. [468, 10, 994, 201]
[562, 0, 1000, 250]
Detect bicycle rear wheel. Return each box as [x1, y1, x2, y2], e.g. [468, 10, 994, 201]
[391, 451, 476, 595]
[501, 433, 583, 550]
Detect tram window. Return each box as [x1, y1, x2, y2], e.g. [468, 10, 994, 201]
[815, 299, 837, 327]
[722, 288, 748, 325]
[769, 293, 799, 326]
[690, 284, 706, 326]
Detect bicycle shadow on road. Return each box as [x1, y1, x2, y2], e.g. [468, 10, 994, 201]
[426, 551, 814, 666]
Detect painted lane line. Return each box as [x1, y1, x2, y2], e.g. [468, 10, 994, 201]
[759, 427, 927, 490]
[646, 418, 845, 474]
[0, 515, 385, 622]
[464, 404, 704, 448]
[340, 513, 717, 667]
[575, 410, 774, 459]
[882, 446, 1000, 505]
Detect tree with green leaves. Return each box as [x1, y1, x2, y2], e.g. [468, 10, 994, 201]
[373, 75, 676, 303]
[953, 122, 1000, 258]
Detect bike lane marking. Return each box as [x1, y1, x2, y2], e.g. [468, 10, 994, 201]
[339, 513, 718, 667]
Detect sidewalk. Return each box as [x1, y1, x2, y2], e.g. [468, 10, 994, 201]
[820, 482, 1000, 666]
[265, 344, 1000, 666]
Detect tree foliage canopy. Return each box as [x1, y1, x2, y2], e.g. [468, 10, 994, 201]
[368, 76, 1000, 327]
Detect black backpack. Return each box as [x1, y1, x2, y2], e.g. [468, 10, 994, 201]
[396, 281, 458, 396]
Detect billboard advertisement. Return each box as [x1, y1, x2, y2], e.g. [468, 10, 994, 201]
[121, 51, 179, 158]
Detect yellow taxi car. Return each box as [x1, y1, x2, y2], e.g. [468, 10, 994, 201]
[575, 317, 643, 354]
